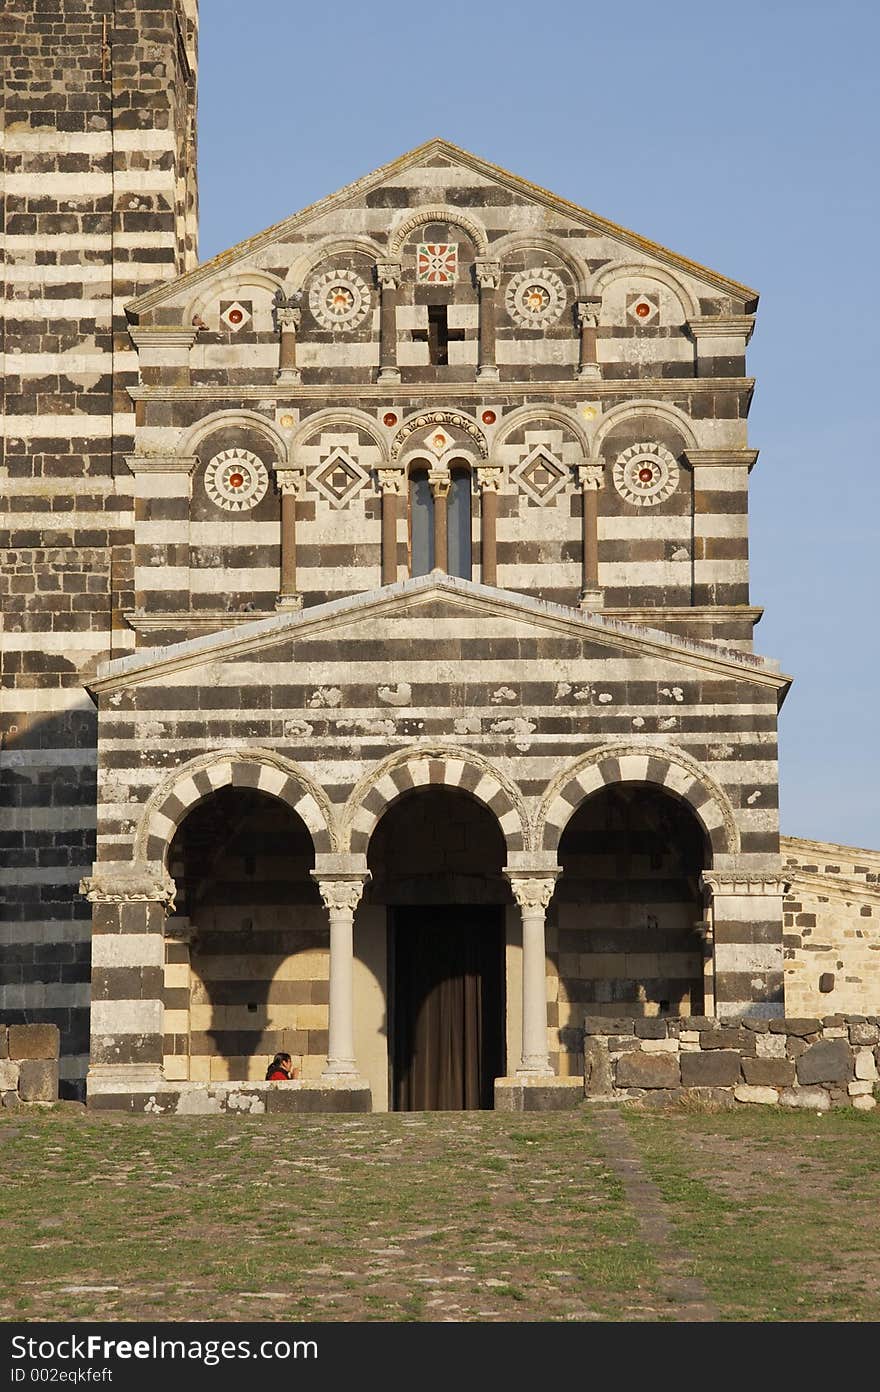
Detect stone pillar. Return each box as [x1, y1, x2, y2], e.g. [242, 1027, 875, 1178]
[701, 871, 789, 1019]
[695, 917, 715, 1018]
[376, 261, 402, 385]
[377, 468, 405, 585]
[683, 448, 758, 607]
[476, 465, 503, 587]
[576, 298, 602, 381]
[314, 874, 370, 1078]
[81, 869, 175, 1099]
[275, 305, 302, 385]
[275, 468, 305, 611]
[429, 469, 450, 574]
[577, 463, 604, 610]
[505, 873, 558, 1076]
[686, 314, 755, 378]
[129, 327, 198, 388]
[163, 916, 196, 1082]
[475, 258, 501, 383]
[125, 454, 198, 622]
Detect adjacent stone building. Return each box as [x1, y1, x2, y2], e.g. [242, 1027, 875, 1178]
[2, 1, 877, 1111]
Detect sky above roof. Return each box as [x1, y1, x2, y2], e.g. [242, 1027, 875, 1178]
[198, 0, 879, 849]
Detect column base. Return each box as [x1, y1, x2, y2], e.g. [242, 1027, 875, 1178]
[275, 368, 302, 385]
[577, 363, 602, 381]
[495, 1076, 582, 1112]
[476, 364, 500, 383]
[275, 593, 303, 612]
[579, 588, 604, 611]
[322, 1063, 360, 1081]
[377, 367, 400, 384]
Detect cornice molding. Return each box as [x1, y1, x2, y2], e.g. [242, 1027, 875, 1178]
[686, 315, 756, 342]
[124, 609, 276, 635]
[684, 448, 759, 471]
[124, 454, 199, 476]
[128, 378, 756, 404]
[129, 327, 199, 350]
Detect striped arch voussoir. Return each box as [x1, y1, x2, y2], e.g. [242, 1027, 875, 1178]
[140, 753, 335, 864]
[345, 750, 527, 855]
[539, 746, 738, 858]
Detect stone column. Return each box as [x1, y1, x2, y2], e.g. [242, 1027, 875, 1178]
[377, 468, 405, 585]
[505, 873, 558, 1076]
[576, 298, 602, 381]
[376, 261, 402, 385]
[429, 469, 450, 573]
[275, 305, 302, 385]
[314, 874, 370, 1078]
[695, 917, 715, 1018]
[81, 868, 175, 1098]
[701, 871, 789, 1019]
[476, 465, 503, 587]
[683, 448, 758, 607]
[475, 258, 501, 383]
[275, 469, 305, 611]
[577, 463, 605, 610]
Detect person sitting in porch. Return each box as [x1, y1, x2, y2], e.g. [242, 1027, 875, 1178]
[265, 1052, 297, 1081]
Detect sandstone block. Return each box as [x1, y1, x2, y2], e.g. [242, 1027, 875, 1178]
[0, 1060, 20, 1092]
[734, 1085, 778, 1105]
[679, 1031, 700, 1043]
[848, 1081, 874, 1096]
[755, 1032, 787, 1059]
[680, 1050, 742, 1087]
[852, 1095, 877, 1111]
[583, 1038, 613, 1097]
[850, 1022, 880, 1047]
[640, 1039, 678, 1053]
[615, 1052, 680, 1090]
[779, 1086, 830, 1111]
[18, 1060, 58, 1103]
[855, 1049, 878, 1081]
[7, 1024, 60, 1061]
[742, 1057, 795, 1087]
[796, 1039, 852, 1086]
[769, 1018, 822, 1037]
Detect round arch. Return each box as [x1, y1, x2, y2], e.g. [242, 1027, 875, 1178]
[397, 444, 482, 478]
[137, 750, 337, 866]
[292, 406, 390, 460]
[592, 398, 699, 455]
[186, 268, 288, 325]
[391, 409, 488, 462]
[387, 206, 489, 258]
[492, 403, 590, 456]
[537, 742, 739, 859]
[589, 261, 700, 320]
[490, 232, 589, 296]
[287, 236, 387, 289]
[344, 745, 529, 856]
[178, 408, 292, 465]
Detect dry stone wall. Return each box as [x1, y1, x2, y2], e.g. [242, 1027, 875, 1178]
[0, 1023, 61, 1106]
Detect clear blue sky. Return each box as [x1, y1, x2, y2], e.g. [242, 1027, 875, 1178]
[198, 0, 879, 850]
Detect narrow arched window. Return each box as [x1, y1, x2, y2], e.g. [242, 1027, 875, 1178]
[410, 466, 434, 575]
[447, 465, 472, 580]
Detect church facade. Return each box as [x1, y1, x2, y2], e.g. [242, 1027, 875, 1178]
[3, 2, 878, 1111]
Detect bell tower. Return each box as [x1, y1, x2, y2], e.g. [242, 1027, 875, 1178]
[0, 1, 199, 1096]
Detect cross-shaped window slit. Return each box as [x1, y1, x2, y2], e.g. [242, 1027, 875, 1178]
[412, 305, 465, 365]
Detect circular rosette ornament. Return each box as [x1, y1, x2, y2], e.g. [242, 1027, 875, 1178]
[309, 268, 372, 330]
[204, 449, 269, 512]
[612, 442, 680, 508]
[505, 267, 567, 328]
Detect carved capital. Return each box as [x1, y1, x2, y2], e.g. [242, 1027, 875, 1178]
[376, 261, 402, 290]
[577, 463, 604, 492]
[315, 876, 369, 915]
[701, 871, 790, 899]
[275, 468, 305, 498]
[276, 306, 301, 333]
[577, 297, 602, 329]
[80, 869, 176, 910]
[507, 876, 557, 914]
[476, 466, 504, 494]
[377, 468, 406, 496]
[428, 469, 451, 498]
[475, 259, 502, 290]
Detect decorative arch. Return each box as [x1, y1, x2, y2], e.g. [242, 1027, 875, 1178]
[137, 749, 337, 866]
[537, 742, 739, 859]
[398, 444, 482, 478]
[490, 232, 589, 296]
[287, 236, 387, 289]
[292, 406, 389, 459]
[344, 745, 530, 855]
[592, 398, 699, 454]
[492, 403, 590, 455]
[178, 408, 291, 465]
[589, 261, 700, 320]
[387, 206, 489, 258]
[186, 268, 288, 324]
[391, 410, 488, 461]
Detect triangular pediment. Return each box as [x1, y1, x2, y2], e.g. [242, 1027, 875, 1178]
[89, 575, 790, 698]
[126, 138, 757, 320]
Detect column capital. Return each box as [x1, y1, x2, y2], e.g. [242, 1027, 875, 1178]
[275, 468, 305, 497]
[476, 465, 504, 493]
[377, 467, 406, 496]
[701, 870, 790, 898]
[376, 260, 402, 289]
[505, 873, 558, 913]
[577, 462, 604, 491]
[80, 868, 176, 909]
[276, 306, 301, 332]
[428, 469, 451, 498]
[576, 297, 602, 328]
[685, 314, 755, 343]
[475, 258, 502, 289]
[313, 873, 371, 914]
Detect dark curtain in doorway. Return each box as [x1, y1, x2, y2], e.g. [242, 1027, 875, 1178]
[393, 907, 504, 1111]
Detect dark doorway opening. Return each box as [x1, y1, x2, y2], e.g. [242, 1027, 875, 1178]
[391, 905, 505, 1112]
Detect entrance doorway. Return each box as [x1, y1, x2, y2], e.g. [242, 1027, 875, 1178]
[391, 905, 505, 1111]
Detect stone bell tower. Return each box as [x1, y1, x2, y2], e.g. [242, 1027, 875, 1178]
[1, 0, 199, 1097]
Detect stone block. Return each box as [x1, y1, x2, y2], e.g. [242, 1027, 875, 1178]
[755, 1032, 787, 1059]
[699, 1028, 752, 1052]
[0, 1028, 7, 1059]
[786, 1038, 809, 1059]
[850, 1022, 880, 1047]
[583, 1038, 613, 1097]
[680, 1050, 742, 1087]
[640, 1039, 679, 1053]
[847, 1081, 874, 1096]
[18, 1060, 59, 1103]
[7, 1024, 60, 1061]
[679, 1031, 700, 1043]
[583, 1016, 634, 1036]
[740, 1018, 770, 1033]
[1, 1091, 21, 1112]
[680, 1017, 715, 1031]
[852, 1095, 877, 1111]
[0, 1060, 20, 1092]
[742, 1057, 795, 1087]
[615, 1052, 680, 1089]
[796, 1039, 853, 1086]
[855, 1049, 878, 1081]
[769, 1018, 822, 1037]
[779, 1086, 831, 1111]
[633, 1019, 667, 1039]
[734, 1085, 779, 1105]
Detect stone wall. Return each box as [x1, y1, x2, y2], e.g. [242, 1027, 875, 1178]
[0, 1023, 60, 1106]
[782, 837, 880, 1016]
[583, 1014, 878, 1110]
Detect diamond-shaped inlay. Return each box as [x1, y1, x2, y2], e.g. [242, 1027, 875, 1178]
[312, 447, 370, 508]
[511, 445, 569, 506]
[219, 299, 252, 332]
[416, 243, 458, 284]
[424, 427, 452, 456]
[626, 292, 660, 325]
